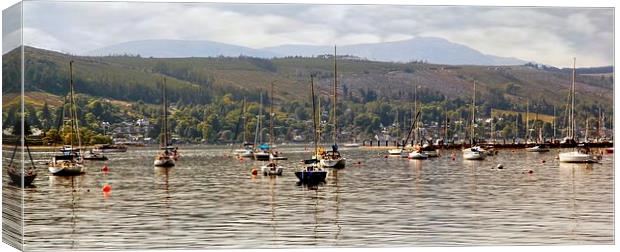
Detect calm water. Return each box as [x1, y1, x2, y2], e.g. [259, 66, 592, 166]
[2, 146, 614, 250]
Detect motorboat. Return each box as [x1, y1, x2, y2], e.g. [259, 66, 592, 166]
[526, 145, 550, 152]
[408, 150, 428, 159]
[84, 150, 109, 161]
[388, 148, 403, 156]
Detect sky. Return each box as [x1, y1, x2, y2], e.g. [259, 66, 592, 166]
[3, 1, 614, 67]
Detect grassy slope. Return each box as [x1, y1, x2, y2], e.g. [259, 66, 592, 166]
[3, 47, 613, 110]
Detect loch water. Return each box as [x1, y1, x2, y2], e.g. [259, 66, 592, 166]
[2, 146, 614, 250]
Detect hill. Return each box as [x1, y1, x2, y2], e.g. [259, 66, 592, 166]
[3, 46, 612, 112]
[264, 37, 527, 65]
[84, 37, 527, 66]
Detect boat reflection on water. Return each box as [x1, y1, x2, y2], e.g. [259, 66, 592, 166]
[558, 162, 595, 237]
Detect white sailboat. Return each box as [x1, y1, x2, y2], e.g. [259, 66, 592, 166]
[320, 46, 346, 169]
[253, 92, 271, 161]
[261, 82, 285, 176]
[559, 58, 596, 163]
[232, 98, 254, 158]
[462, 80, 486, 161]
[154, 77, 177, 167]
[49, 61, 85, 176]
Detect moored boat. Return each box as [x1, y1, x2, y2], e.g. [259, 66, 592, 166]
[92, 144, 128, 153]
[261, 162, 283, 176]
[463, 147, 486, 160]
[526, 145, 550, 152]
[408, 150, 428, 160]
[559, 146, 598, 163]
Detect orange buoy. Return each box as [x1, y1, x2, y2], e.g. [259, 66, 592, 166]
[102, 184, 112, 193]
[251, 168, 258, 175]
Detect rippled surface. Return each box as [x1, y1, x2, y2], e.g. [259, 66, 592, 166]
[2, 146, 614, 250]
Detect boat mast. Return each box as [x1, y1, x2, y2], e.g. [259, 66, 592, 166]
[311, 75, 318, 156]
[270, 82, 275, 150]
[526, 100, 529, 142]
[162, 77, 168, 147]
[242, 97, 247, 144]
[333, 45, 338, 145]
[471, 80, 476, 145]
[553, 105, 556, 141]
[69, 60, 82, 153]
[570, 57, 576, 140]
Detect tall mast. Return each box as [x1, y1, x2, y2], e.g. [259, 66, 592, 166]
[333, 45, 338, 145]
[162, 77, 168, 147]
[259, 92, 263, 144]
[526, 100, 529, 142]
[553, 105, 556, 141]
[69, 60, 75, 149]
[242, 97, 247, 144]
[471, 80, 476, 145]
[270, 82, 275, 149]
[570, 57, 576, 139]
[311, 75, 318, 156]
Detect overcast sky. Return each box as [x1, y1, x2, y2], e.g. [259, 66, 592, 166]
[3, 1, 614, 67]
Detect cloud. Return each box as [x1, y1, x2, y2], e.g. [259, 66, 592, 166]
[20, 1, 613, 67]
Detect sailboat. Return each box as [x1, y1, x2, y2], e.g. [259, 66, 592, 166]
[7, 125, 37, 186]
[319, 46, 346, 169]
[462, 80, 486, 160]
[232, 97, 254, 158]
[261, 82, 284, 176]
[296, 75, 328, 184]
[48, 61, 85, 176]
[526, 106, 550, 152]
[253, 92, 271, 161]
[559, 58, 597, 163]
[154, 77, 177, 167]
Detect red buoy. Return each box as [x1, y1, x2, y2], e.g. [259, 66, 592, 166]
[452, 157, 456, 161]
[251, 168, 258, 175]
[102, 165, 109, 172]
[541, 160, 546, 163]
[102, 184, 112, 193]
[528, 170, 534, 174]
[384, 155, 388, 158]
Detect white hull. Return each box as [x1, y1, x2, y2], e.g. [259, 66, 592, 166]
[48, 164, 84, 176]
[320, 158, 346, 168]
[408, 151, 428, 159]
[462, 148, 486, 160]
[559, 151, 597, 163]
[154, 157, 175, 167]
[388, 149, 402, 155]
[261, 164, 284, 175]
[526, 146, 550, 152]
[343, 143, 360, 148]
[234, 149, 254, 158]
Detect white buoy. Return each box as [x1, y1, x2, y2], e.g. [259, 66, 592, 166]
[496, 164, 504, 169]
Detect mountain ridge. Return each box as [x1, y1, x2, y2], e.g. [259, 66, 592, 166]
[84, 37, 527, 66]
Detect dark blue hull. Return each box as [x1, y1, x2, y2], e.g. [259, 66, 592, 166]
[295, 170, 327, 184]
